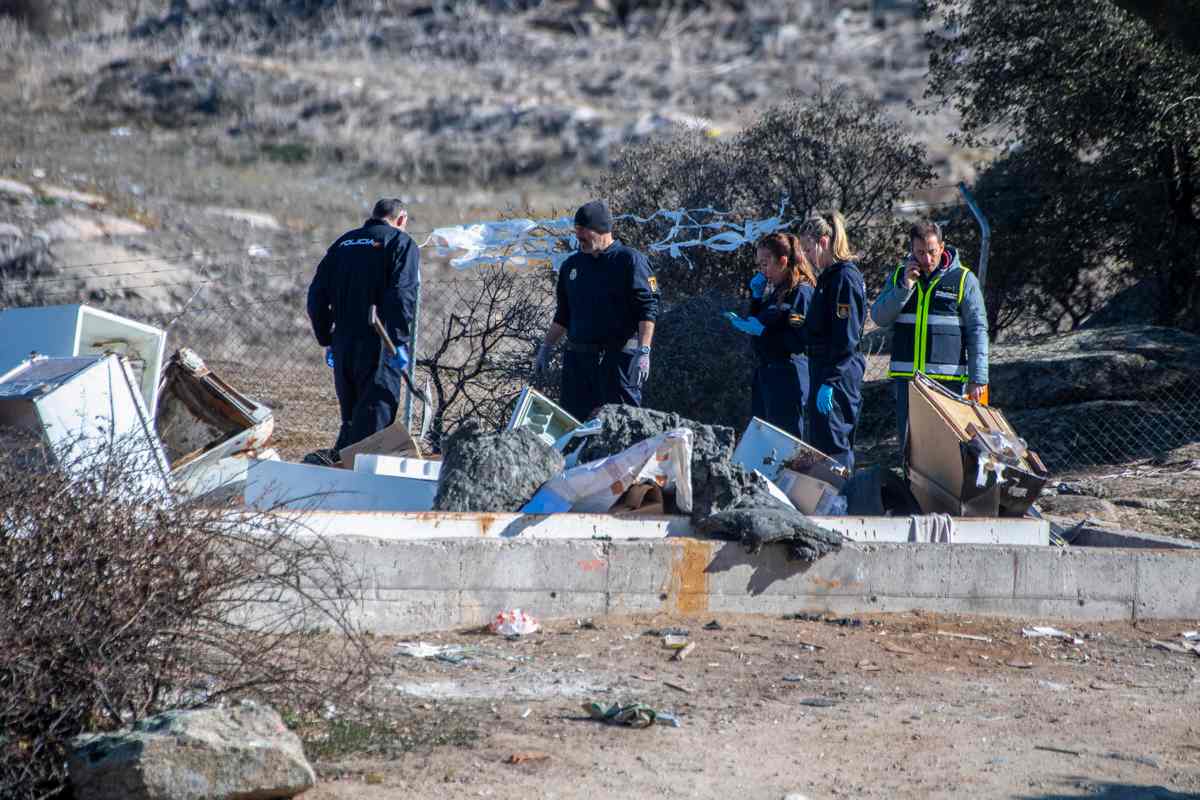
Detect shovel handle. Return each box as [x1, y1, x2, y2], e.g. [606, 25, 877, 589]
[368, 305, 398, 358]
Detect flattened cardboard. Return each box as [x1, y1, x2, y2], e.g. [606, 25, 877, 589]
[337, 419, 422, 468]
[611, 482, 665, 516]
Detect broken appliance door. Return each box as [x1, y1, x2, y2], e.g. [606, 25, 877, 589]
[0, 354, 171, 498]
[155, 348, 274, 497]
[906, 372, 1050, 517]
[0, 304, 166, 418]
[507, 386, 582, 447]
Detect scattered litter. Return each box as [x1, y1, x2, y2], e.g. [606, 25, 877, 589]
[703, 620, 723, 631]
[1104, 752, 1160, 769]
[647, 627, 690, 638]
[879, 641, 916, 656]
[1151, 639, 1200, 655]
[797, 698, 837, 708]
[1181, 631, 1199, 641]
[825, 617, 864, 628]
[936, 631, 992, 643]
[584, 701, 680, 728]
[672, 642, 696, 662]
[1089, 680, 1118, 691]
[505, 752, 550, 765]
[1038, 680, 1069, 692]
[247, 244, 271, 258]
[110, 126, 133, 137]
[662, 634, 690, 649]
[490, 609, 540, 637]
[577, 618, 598, 630]
[1005, 660, 1035, 669]
[520, 708, 531, 719]
[783, 612, 823, 622]
[856, 660, 882, 672]
[1023, 626, 1083, 644]
[795, 640, 826, 651]
[664, 681, 693, 694]
[782, 675, 806, 683]
[395, 641, 465, 659]
[1035, 745, 1081, 757]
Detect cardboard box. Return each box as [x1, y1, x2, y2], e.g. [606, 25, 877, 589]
[906, 372, 1049, 517]
[611, 482, 665, 516]
[337, 418, 423, 468]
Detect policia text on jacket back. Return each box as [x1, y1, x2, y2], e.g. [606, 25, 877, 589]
[869, 220, 989, 447]
[307, 198, 420, 457]
[533, 200, 660, 421]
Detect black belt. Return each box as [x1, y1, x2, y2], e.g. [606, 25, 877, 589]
[566, 337, 635, 354]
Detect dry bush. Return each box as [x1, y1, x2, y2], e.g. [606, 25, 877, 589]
[416, 267, 556, 449]
[0, 429, 381, 799]
[597, 87, 934, 300]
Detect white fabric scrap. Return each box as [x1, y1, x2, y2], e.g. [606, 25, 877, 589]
[908, 513, 955, 544]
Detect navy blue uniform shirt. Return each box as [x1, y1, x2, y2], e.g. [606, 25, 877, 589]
[805, 261, 867, 386]
[307, 219, 420, 349]
[553, 241, 659, 345]
[750, 282, 813, 363]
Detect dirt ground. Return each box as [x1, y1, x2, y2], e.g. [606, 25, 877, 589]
[302, 612, 1200, 800]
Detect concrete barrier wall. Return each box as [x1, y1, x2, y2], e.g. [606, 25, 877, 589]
[312, 538, 1200, 635]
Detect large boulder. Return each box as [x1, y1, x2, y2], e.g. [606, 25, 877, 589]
[433, 418, 565, 511]
[69, 702, 315, 800]
[989, 325, 1200, 410]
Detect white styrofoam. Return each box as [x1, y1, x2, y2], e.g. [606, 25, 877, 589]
[0, 305, 166, 417]
[353, 453, 442, 480]
[246, 458, 439, 512]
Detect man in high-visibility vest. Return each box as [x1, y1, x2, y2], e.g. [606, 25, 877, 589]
[869, 220, 989, 448]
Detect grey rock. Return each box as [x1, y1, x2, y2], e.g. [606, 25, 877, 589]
[433, 418, 564, 511]
[69, 702, 314, 800]
[1008, 400, 1196, 468]
[575, 404, 739, 517]
[989, 325, 1200, 410]
[1035, 494, 1120, 520]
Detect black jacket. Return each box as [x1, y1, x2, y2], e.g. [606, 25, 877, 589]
[307, 219, 420, 350]
[552, 241, 659, 344]
[751, 282, 813, 363]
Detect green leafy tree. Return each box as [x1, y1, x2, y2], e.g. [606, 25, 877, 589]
[923, 0, 1200, 329]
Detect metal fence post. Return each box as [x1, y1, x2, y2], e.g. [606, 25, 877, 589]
[958, 181, 990, 289]
[405, 280, 421, 429]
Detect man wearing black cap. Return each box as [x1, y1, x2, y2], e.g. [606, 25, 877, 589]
[533, 200, 660, 420]
[307, 198, 420, 458]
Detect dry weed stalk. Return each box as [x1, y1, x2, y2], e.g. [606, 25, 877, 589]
[0, 429, 381, 799]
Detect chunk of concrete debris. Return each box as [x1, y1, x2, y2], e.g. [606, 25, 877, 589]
[433, 418, 565, 512]
[69, 702, 315, 800]
[694, 486, 843, 562]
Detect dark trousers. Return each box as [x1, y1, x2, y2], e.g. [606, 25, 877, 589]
[751, 357, 810, 441]
[561, 347, 641, 422]
[894, 377, 966, 455]
[332, 337, 403, 452]
[807, 355, 865, 473]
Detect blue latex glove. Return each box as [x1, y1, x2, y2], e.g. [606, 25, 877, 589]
[325, 347, 334, 368]
[728, 315, 765, 336]
[749, 272, 768, 299]
[636, 353, 650, 386]
[816, 384, 834, 416]
[389, 346, 410, 372]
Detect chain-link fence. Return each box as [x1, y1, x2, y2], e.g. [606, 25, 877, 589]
[4, 253, 1200, 472]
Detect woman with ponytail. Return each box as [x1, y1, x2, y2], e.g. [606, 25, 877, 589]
[726, 233, 817, 439]
[795, 209, 867, 471]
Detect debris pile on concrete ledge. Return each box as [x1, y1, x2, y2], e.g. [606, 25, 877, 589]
[0, 303, 1059, 567]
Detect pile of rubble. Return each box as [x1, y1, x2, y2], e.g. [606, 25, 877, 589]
[0, 304, 1053, 565]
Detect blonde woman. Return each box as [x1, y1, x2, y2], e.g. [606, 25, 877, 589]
[796, 210, 867, 471]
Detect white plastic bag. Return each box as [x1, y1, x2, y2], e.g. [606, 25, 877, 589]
[522, 428, 694, 514]
[489, 608, 540, 636]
